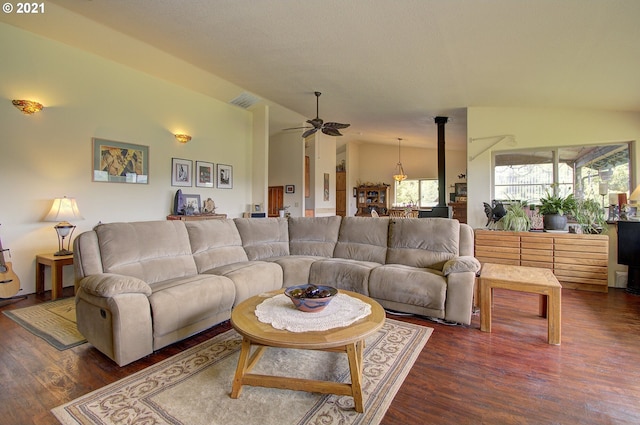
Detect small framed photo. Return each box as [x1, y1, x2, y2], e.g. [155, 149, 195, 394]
[195, 161, 214, 188]
[216, 164, 233, 189]
[171, 158, 192, 187]
[455, 182, 467, 197]
[285, 185, 295, 194]
[92, 138, 149, 184]
[183, 194, 201, 215]
[254, 204, 261, 212]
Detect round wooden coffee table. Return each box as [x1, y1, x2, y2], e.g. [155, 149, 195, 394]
[230, 289, 385, 413]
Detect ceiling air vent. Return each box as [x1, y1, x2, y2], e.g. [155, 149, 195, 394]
[229, 92, 261, 109]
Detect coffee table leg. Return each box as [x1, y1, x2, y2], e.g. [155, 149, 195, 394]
[231, 337, 252, 398]
[346, 341, 364, 413]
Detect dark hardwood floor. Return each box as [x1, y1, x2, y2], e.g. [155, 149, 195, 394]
[1, 286, 639, 425]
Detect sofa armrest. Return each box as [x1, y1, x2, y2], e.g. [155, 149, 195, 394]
[79, 273, 152, 298]
[442, 256, 481, 276]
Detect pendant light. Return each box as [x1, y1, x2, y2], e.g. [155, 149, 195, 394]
[393, 138, 407, 182]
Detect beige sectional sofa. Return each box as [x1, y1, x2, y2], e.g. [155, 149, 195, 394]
[73, 216, 479, 366]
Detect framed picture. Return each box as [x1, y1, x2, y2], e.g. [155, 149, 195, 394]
[254, 204, 261, 212]
[216, 164, 233, 189]
[285, 185, 295, 194]
[195, 161, 214, 188]
[183, 194, 201, 215]
[92, 138, 149, 183]
[455, 182, 467, 197]
[171, 158, 192, 187]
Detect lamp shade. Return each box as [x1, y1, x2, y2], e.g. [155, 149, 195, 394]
[630, 185, 640, 202]
[45, 197, 83, 222]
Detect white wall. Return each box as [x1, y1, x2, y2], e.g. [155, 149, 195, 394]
[0, 23, 254, 295]
[251, 105, 269, 211]
[269, 132, 305, 217]
[307, 133, 337, 217]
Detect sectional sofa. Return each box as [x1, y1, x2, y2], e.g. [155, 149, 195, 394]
[73, 216, 480, 366]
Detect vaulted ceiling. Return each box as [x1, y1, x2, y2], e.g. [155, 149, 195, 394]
[17, 1, 640, 149]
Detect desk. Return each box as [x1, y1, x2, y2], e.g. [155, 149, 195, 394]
[480, 263, 562, 345]
[36, 253, 74, 300]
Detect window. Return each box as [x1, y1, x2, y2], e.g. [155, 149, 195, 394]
[394, 179, 439, 207]
[494, 143, 631, 204]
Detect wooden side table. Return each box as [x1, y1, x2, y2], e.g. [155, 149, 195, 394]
[479, 263, 562, 345]
[35, 253, 74, 300]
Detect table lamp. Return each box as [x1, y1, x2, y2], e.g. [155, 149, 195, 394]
[44, 197, 83, 256]
[598, 182, 608, 209]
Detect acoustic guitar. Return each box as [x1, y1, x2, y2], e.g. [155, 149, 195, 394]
[0, 230, 20, 299]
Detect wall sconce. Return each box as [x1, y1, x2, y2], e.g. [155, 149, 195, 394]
[175, 134, 192, 144]
[44, 197, 83, 256]
[12, 99, 44, 115]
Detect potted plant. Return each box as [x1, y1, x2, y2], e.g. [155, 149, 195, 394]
[538, 190, 576, 231]
[575, 198, 608, 234]
[500, 200, 531, 232]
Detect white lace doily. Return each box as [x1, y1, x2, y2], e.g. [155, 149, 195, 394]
[255, 293, 372, 332]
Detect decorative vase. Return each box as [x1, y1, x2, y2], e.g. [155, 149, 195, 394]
[543, 214, 567, 231]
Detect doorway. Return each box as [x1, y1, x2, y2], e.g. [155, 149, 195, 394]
[268, 186, 284, 217]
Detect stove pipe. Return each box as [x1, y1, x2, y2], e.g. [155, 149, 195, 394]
[434, 116, 448, 206]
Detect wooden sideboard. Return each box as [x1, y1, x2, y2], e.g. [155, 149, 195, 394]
[167, 214, 227, 221]
[475, 229, 609, 292]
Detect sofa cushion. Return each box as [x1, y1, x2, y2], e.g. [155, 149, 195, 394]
[270, 255, 324, 287]
[309, 258, 381, 295]
[94, 221, 198, 284]
[333, 217, 389, 263]
[186, 219, 249, 272]
[368, 264, 446, 314]
[234, 218, 289, 260]
[386, 218, 459, 270]
[288, 216, 342, 256]
[149, 274, 236, 346]
[204, 261, 283, 305]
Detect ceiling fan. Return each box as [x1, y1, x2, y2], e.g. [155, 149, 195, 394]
[285, 91, 350, 138]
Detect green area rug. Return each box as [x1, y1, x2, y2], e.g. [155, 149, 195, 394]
[52, 318, 432, 425]
[3, 297, 86, 350]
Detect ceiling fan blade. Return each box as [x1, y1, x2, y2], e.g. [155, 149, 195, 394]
[302, 127, 319, 138]
[283, 126, 312, 131]
[323, 122, 350, 130]
[322, 127, 343, 137]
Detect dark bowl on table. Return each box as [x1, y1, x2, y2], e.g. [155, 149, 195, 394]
[284, 284, 338, 312]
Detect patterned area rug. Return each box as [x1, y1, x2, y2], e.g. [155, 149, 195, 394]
[3, 297, 86, 350]
[52, 319, 432, 425]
